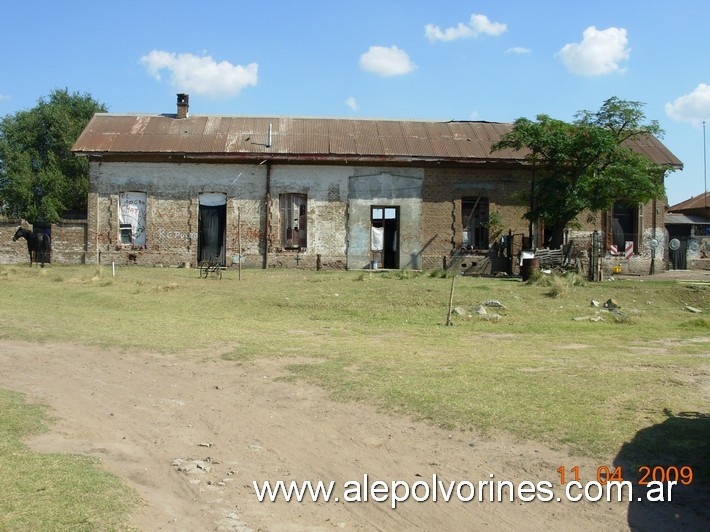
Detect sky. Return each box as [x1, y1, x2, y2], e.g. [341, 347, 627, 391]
[1, 0, 708, 206]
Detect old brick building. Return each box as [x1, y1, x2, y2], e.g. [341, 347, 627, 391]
[61, 95, 681, 273]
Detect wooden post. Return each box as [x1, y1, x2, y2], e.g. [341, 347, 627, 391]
[446, 273, 457, 326]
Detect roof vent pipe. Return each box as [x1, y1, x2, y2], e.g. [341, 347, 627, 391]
[176, 93, 189, 119]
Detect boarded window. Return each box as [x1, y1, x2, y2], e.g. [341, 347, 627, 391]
[280, 193, 307, 249]
[118, 192, 147, 246]
[461, 197, 489, 249]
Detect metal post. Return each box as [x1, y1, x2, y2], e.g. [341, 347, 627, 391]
[506, 229, 513, 275]
[704, 121, 707, 208]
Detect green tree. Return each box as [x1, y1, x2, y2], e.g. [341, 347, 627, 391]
[0, 88, 107, 222]
[492, 97, 672, 247]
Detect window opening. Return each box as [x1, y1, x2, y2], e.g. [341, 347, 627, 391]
[461, 197, 489, 249]
[119, 224, 133, 245]
[280, 193, 307, 249]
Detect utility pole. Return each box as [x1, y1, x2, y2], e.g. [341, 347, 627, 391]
[704, 121, 707, 208]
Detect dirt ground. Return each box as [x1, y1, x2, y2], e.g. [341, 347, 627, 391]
[0, 340, 704, 531]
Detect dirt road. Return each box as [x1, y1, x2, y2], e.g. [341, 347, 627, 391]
[0, 340, 700, 531]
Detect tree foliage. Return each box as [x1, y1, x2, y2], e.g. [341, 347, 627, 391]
[0, 89, 106, 222]
[492, 97, 672, 246]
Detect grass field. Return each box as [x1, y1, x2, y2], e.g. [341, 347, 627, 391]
[0, 264, 708, 529]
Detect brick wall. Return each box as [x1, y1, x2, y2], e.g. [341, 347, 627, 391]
[420, 166, 529, 271]
[0, 221, 28, 264]
[0, 219, 88, 265]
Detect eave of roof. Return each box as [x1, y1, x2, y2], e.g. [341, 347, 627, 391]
[665, 212, 710, 225]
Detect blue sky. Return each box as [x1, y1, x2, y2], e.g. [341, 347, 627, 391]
[2, 0, 708, 205]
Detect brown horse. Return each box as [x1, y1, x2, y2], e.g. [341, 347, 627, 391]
[12, 227, 51, 267]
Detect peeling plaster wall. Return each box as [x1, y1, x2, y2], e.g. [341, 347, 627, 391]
[268, 165, 349, 269]
[87, 161, 427, 270]
[88, 161, 266, 266]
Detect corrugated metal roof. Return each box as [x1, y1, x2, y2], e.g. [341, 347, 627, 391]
[668, 191, 710, 212]
[72, 114, 683, 167]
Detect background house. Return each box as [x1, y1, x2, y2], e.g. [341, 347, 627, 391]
[666, 192, 710, 270]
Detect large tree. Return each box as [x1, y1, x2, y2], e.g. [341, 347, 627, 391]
[0, 88, 106, 223]
[492, 97, 672, 247]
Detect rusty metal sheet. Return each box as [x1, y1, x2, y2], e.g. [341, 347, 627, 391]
[375, 121, 408, 155]
[668, 192, 709, 211]
[351, 121, 383, 155]
[624, 134, 683, 168]
[326, 119, 356, 154]
[400, 120, 430, 139]
[294, 118, 330, 154]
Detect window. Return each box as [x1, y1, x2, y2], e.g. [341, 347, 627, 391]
[118, 192, 147, 247]
[119, 224, 133, 245]
[280, 193, 307, 249]
[461, 197, 489, 249]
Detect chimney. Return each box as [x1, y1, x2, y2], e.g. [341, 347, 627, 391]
[176, 93, 189, 119]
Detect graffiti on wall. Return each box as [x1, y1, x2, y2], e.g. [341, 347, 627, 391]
[157, 228, 198, 242]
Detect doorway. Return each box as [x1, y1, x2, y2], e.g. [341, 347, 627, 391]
[198, 193, 227, 265]
[371, 206, 399, 269]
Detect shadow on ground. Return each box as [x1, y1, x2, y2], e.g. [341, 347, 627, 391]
[613, 410, 709, 530]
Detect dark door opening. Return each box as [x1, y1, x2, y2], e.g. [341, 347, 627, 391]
[667, 225, 690, 270]
[371, 206, 399, 269]
[611, 202, 638, 253]
[198, 204, 226, 265]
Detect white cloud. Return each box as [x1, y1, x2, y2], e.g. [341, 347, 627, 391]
[557, 26, 630, 76]
[425, 13, 507, 43]
[665, 83, 710, 125]
[140, 50, 258, 98]
[345, 97, 358, 110]
[0, 94, 11, 101]
[359, 46, 416, 77]
[507, 47, 531, 54]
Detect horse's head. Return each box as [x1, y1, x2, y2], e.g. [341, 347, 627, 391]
[12, 227, 23, 241]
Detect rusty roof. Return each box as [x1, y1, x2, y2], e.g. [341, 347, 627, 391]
[668, 191, 710, 212]
[72, 113, 683, 167]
